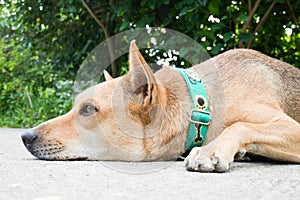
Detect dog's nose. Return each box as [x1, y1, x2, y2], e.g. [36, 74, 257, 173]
[21, 130, 38, 147]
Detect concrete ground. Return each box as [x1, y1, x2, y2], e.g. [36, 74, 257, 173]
[0, 128, 299, 200]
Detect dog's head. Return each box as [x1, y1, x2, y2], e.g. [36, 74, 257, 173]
[21, 41, 183, 161]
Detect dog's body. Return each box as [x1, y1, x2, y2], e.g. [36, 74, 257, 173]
[22, 41, 300, 172]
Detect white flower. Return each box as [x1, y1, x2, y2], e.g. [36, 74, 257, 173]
[208, 15, 220, 23]
[150, 37, 157, 45]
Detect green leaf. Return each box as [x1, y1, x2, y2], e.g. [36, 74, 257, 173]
[223, 31, 233, 43]
[211, 24, 223, 30]
[179, 7, 189, 17]
[236, 14, 248, 22]
[221, 15, 228, 20]
[208, 0, 220, 15]
[162, 0, 170, 4]
[141, 0, 156, 9]
[273, 0, 285, 3]
[149, 0, 156, 9]
[119, 21, 130, 31]
[68, 6, 76, 13]
[197, 0, 208, 6]
[135, 16, 154, 27]
[238, 33, 254, 42]
[190, 13, 199, 24]
[212, 43, 223, 55]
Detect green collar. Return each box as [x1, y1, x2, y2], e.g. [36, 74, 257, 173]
[175, 68, 211, 150]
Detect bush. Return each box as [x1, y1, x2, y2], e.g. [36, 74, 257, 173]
[0, 38, 73, 128]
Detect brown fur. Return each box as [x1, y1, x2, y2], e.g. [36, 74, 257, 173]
[21, 41, 300, 172]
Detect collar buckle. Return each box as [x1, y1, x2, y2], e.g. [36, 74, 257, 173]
[189, 109, 211, 126]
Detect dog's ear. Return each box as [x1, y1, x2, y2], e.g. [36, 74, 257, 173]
[129, 40, 149, 71]
[103, 70, 113, 81]
[127, 40, 159, 106]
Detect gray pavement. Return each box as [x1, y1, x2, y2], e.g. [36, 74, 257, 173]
[0, 128, 299, 200]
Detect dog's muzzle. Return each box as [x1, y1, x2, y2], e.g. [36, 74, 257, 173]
[21, 129, 89, 161]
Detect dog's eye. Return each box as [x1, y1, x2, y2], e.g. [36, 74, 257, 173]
[80, 103, 99, 116]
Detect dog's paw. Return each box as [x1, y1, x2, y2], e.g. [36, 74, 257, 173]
[184, 146, 232, 173]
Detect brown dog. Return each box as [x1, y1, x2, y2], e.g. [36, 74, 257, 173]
[21, 41, 300, 172]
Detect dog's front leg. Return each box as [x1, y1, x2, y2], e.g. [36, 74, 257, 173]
[184, 117, 300, 173]
[184, 123, 245, 173]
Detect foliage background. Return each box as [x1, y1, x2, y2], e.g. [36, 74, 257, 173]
[0, 0, 299, 128]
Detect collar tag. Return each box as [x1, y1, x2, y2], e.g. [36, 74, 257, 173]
[175, 68, 211, 150]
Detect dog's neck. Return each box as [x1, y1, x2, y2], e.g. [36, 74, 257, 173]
[141, 67, 192, 160]
[142, 64, 225, 160]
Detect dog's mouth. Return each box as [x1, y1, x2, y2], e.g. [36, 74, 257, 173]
[27, 147, 89, 161]
[26, 146, 90, 161]
[64, 157, 89, 161]
[38, 156, 89, 161]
